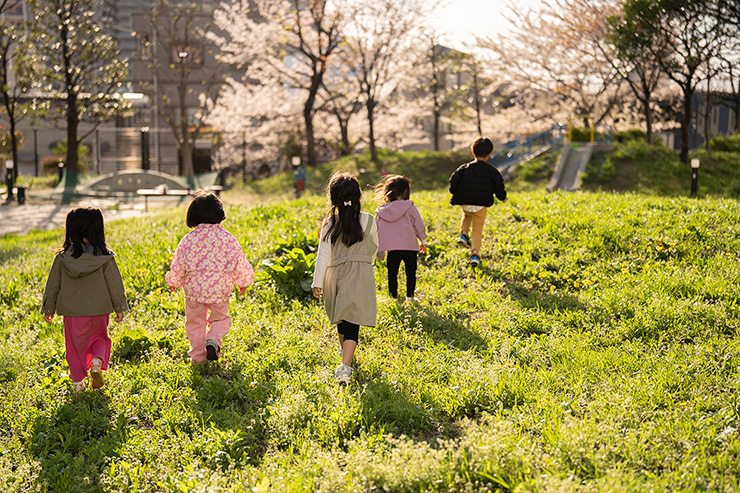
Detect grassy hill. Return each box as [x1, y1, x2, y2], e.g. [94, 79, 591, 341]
[1, 142, 740, 491]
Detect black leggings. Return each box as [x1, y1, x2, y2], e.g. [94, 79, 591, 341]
[337, 321, 359, 343]
[386, 250, 418, 298]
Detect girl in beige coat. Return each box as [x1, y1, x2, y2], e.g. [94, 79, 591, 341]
[312, 172, 378, 384]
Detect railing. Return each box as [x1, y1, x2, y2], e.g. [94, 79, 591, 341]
[489, 123, 564, 177]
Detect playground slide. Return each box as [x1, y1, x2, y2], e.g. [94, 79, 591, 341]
[547, 143, 593, 192]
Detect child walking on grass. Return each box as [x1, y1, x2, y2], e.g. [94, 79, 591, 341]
[166, 191, 254, 364]
[374, 175, 427, 302]
[312, 172, 378, 384]
[449, 137, 507, 266]
[42, 207, 129, 392]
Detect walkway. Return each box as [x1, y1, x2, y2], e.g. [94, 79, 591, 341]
[0, 194, 178, 237]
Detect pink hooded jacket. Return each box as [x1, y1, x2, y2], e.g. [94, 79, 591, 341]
[375, 200, 427, 259]
[165, 224, 254, 303]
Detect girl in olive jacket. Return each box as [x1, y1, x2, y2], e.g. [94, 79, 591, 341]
[42, 207, 129, 392]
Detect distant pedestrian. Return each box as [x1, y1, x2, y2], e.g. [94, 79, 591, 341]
[312, 171, 378, 384]
[294, 161, 306, 198]
[166, 191, 254, 364]
[449, 137, 507, 266]
[374, 174, 427, 302]
[42, 207, 129, 392]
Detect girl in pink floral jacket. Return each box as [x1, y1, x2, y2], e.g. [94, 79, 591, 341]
[166, 191, 254, 363]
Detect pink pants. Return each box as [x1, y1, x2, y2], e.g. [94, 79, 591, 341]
[185, 300, 231, 363]
[63, 314, 111, 382]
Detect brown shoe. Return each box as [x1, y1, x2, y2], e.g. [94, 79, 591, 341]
[90, 363, 104, 389]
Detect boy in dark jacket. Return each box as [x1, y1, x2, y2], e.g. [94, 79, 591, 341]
[449, 137, 507, 265]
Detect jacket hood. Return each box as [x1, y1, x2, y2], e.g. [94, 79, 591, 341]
[59, 246, 114, 279]
[376, 200, 414, 222]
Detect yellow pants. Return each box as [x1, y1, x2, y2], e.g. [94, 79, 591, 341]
[460, 207, 487, 254]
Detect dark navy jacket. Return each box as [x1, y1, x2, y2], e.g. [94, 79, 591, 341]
[449, 159, 507, 207]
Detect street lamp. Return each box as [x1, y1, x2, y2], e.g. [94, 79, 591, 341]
[690, 158, 700, 198]
[141, 127, 150, 170]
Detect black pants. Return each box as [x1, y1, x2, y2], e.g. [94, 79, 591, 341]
[337, 321, 359, 343]
[386, 250, 418, 298]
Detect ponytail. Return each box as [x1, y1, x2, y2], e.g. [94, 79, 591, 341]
[323, 172, 363, 247]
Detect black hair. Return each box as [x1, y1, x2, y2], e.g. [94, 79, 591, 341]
[61, 207, 111, 258]
[374, 174, 411, 203]
[323, 171, 363, 246]
[472, 137, 494, 158]
[186, 190, 225, 228]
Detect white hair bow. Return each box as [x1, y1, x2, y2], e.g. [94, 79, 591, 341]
[344, 200, 352, 206]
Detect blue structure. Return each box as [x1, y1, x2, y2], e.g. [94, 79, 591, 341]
[489, 124, 564, 178]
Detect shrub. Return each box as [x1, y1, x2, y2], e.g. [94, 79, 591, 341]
[710, 134, 740, 153]
[114, 328, 174, 361]
[615, 128, 647, 142]
[257, 247, 316, 298]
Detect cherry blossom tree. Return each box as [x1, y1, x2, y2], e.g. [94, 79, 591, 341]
[340, 0, 431, 162]
[477, 0, 624, 131]
[211, 0, 343, 167]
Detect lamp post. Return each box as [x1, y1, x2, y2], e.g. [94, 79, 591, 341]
[5, 160, 14, 202]
[690, 158, 700, 198]
[141, 127, 150, 170]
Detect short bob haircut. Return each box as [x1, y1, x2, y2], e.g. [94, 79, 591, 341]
[472, 137, 494, 158]
[186, 190, 225, 228]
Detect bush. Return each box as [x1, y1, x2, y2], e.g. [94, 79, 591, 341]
[0, 127, 23, 159]
[257, 247, 316, 298]
[41, 155, 65, 175]
[710, 134, 740, 153]
[43, 139, 91, 173]
[569, 127, 612, 143]
[615, 129, 647, 142]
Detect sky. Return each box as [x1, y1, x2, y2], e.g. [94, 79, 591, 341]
[428, 0, 544, 51]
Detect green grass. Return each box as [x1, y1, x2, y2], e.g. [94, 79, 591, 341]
[582, 139, 740, 198]
[2, 143, 740, 491]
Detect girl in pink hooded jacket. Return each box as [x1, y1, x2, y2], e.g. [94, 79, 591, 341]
[374, 175, 427, 302]
[166, 191, 253, 363]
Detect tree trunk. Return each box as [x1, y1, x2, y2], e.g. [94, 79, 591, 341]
[704, 90, 711, 153]
[304, 73, 323, 167]
[9, 114, 18, 184]
[680, 85, 693, 165]
[304, 103, 316, 167]
[62, 93, 80, 202]
[179, 84, 194, 176]
[367, 97, 378, 163]
[337, 113, 351, 156]
[640, 76, 654, 145]
[473, 71, 482, 136]
[433, 108, 440, 151]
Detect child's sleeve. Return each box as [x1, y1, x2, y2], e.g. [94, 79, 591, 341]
[311, 223, 332, 289]
[165, 241, 186, 289]
[411, 205, 427, 244]
[491, 167, 507, 202]
[375, 214, 386, 260]
[104, 257, 130, 313]
[234, 244, 255, 289]
[367, 214, 378, 258]
[449, 166, 464, 195]
[41, 256, 62, 316]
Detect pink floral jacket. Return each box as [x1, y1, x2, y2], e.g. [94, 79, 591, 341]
[165, 224, 254, 303]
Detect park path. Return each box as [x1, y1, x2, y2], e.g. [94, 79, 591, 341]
[0, 197, 153, 237]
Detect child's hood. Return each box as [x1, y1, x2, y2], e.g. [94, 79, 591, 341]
[58, 250, 114, 279]
[376, 200, 415, 222]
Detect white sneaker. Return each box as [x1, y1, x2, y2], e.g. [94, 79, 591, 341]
[335, 364, 353, 384]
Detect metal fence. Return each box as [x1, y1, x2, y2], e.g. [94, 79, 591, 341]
[11, 125, 182, 178]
